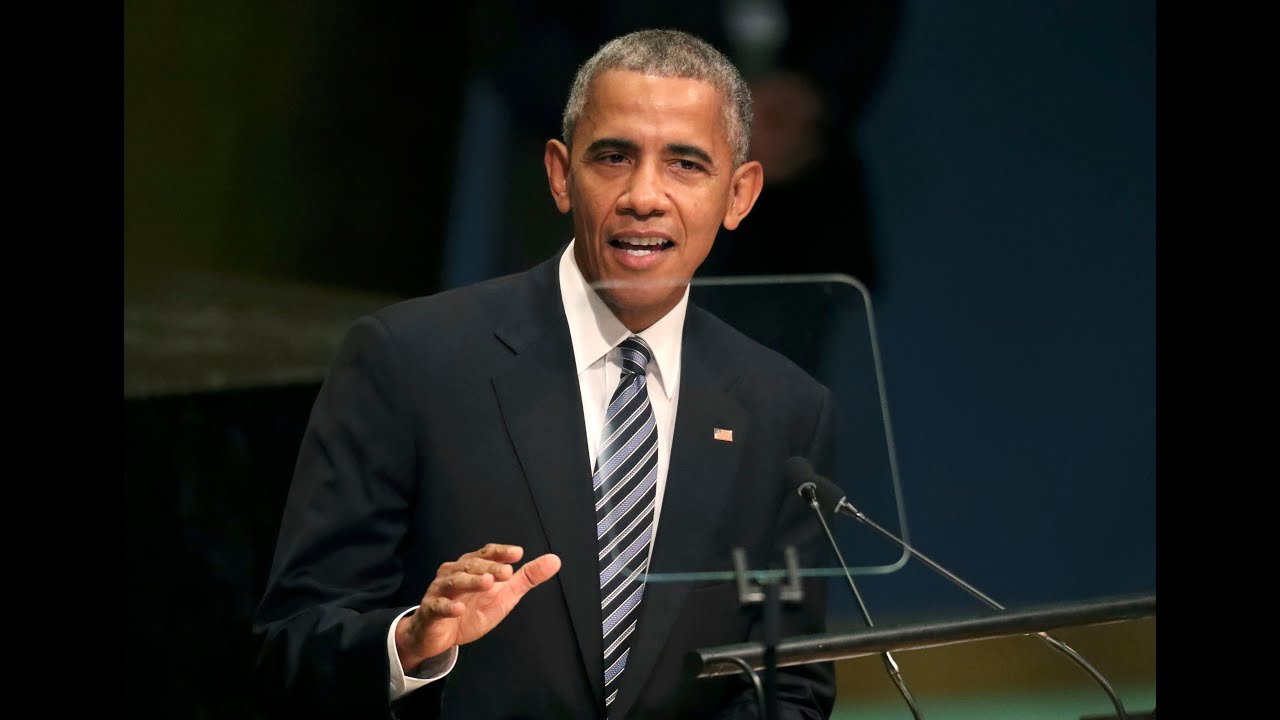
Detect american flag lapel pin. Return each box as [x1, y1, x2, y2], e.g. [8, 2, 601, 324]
[713, 427, 733, 442]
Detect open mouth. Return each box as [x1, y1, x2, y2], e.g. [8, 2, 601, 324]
[609, 237, 674, 256]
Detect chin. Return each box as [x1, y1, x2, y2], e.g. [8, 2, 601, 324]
[609, 286, 682, 317]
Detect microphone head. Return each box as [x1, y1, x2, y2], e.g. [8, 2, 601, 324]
[784, 456, 816, 498]
[796, 481, 818, 502]
[784, 456, 848, 513]
[810, 475, 848, 516]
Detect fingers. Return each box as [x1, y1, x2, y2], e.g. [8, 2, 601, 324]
[427, 546, 558, 607]
[429, 570, 496, 599]
[474, 543, 525, 563]
[417, 596, 465, 619]
[509, 553, 562, 596]
[437, 544, 524, 581]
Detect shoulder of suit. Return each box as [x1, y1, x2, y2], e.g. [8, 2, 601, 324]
[365, 265, 542, 335]
[687, 304, 826, 394]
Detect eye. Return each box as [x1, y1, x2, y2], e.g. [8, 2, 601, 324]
[601, 153, 628, 164]
[674, 159, 705, 172]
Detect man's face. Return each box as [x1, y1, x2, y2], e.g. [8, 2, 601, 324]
[545, 69, 763, 331]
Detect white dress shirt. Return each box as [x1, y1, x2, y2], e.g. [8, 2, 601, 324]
[388, 241, 689, 700]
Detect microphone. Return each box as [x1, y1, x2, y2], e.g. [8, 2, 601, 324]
[783, 457, 923, 720]
[788, 457, 1131, 720]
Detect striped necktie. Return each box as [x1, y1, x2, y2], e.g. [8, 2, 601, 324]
[593, 335, 659, 713]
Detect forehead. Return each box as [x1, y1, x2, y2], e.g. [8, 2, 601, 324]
[577, 70, 731, 157]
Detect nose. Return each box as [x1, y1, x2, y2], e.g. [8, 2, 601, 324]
[618, 161, 670, 217]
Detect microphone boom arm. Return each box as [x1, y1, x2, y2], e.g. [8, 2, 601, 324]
[835, 497, 1132, 720]
[800, 483, 922, 719]
[840, 499, 1001, 610]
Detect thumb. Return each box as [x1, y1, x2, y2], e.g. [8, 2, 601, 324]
[509, 553, 562, 596]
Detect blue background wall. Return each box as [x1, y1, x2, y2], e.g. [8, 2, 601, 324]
[853, 0, 1154, 621]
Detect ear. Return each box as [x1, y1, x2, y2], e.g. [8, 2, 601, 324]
[544, 139, 573, 214]
[721, 160, 764, 231]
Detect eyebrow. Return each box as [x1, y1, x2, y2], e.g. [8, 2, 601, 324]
[665, 143, 714, 166]
[584, 138, 638, 156]
[584, 138, 716, 167]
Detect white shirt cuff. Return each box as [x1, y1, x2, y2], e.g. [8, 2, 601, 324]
[386, 607, 459, 701]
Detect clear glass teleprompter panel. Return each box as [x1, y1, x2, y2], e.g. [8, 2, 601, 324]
[588, 273, 910, 576]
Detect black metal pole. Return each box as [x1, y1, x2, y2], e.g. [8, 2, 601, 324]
[762, 581, 779, 720]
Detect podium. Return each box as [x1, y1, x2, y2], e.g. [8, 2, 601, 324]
[688, 593, 1155, 719]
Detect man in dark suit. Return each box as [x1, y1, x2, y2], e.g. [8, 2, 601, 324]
[253, 29, 836, 719]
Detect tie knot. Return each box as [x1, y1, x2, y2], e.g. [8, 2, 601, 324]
[617, 336, 652, 376]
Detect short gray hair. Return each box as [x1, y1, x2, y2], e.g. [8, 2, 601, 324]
[561, 29, 753, 167]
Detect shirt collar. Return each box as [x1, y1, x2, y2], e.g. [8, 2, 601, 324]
[559, 240, 686, 400]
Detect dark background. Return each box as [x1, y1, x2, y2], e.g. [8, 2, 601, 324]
[124, 1, 1155, 716]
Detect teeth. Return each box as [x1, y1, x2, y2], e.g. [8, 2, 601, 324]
[616, 237, 666, 247]
[625, 248, 656, 256]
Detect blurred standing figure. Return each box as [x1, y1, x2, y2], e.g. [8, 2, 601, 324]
[702, 0, 902, 291]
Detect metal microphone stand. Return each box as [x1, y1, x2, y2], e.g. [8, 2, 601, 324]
[730, 546, 804, 720]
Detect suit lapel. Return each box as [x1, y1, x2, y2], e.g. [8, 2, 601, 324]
[611, 309, 749, 719]
[491, 257, 606, 712]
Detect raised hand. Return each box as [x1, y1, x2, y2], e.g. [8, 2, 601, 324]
[394, 543, 561, 671]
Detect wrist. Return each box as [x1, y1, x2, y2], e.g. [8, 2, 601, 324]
[394, 612, 434, 672]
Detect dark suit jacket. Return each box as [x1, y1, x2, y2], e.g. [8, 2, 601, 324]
[253, 252, 837, 719]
